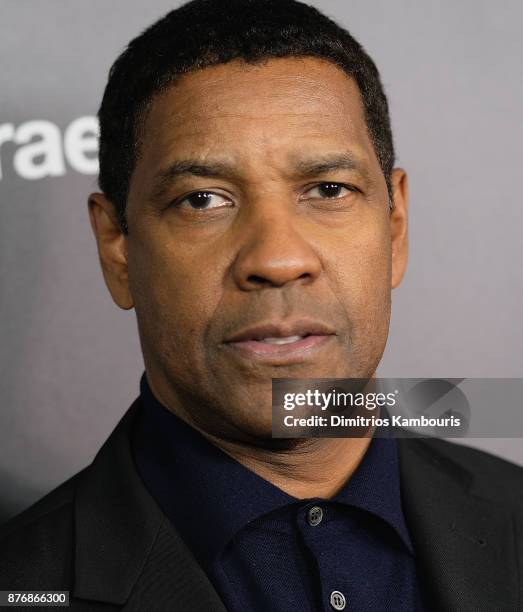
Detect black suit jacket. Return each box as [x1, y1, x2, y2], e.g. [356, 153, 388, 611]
[1, 397, 522, 611]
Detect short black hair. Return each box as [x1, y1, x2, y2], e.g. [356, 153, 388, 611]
[98, 0, 395, 233]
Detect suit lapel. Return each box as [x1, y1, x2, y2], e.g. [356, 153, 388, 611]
[123, 517, 228, 612]
[398, 438, 519, 610]
[72, 398, 227, 611]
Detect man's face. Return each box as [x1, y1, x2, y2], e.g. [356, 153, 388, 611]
[92, 57, 408, 442]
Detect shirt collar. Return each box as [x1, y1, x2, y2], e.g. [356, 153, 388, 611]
[333, 424, 414, 554]
[132, 372, 414, 568]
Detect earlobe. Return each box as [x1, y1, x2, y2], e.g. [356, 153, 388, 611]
[389, 169, 409, 289]
[87, 193, 134, 310]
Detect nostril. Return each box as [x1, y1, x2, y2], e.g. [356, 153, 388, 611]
[247, 274, 271, 286]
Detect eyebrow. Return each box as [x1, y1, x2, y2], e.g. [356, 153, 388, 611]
[151, 160, 238, 200]
[151, 151, 368, 200]
[291, 152, 366, 178]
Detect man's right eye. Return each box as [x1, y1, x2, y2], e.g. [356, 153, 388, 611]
[176, 191, 233, 210]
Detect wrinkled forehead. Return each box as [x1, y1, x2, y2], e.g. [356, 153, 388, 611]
[133, 57, 373, 177]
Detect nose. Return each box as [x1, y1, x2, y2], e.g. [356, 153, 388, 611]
[231, 205, 322, 291]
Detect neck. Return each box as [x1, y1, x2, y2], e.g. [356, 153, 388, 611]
[203, 433, 372, 499]
[144, 367, 374, 499]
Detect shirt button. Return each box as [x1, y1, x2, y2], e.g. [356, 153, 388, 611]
[330, 590, 347, 610]
[307, 505, 323, 526]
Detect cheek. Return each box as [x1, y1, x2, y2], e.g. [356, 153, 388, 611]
[129, 239, 222, 369]
[329, 216, 392, 335]
[334, 213, 390, 291]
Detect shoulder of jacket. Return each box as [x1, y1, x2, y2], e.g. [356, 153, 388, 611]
[0, 467, 88, 588]
[402, 436, 523, 505]
[0, 467, 88, 539]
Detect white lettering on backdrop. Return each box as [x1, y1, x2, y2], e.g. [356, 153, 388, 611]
[0, 116, 99, 180]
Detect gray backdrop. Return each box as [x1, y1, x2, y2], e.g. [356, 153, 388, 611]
[1, 0, 522, 525]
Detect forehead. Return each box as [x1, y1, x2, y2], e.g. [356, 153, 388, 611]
[136, 57, 375, 176]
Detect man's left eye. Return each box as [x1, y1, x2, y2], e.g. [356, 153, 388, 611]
[303, 183, 352, 199]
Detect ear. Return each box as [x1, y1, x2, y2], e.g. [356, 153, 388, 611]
[87, 193, 134, 310]
[389, 168, 409, 289]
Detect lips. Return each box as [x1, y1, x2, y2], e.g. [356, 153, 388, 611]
[223, 320, 336, 360]
[224, 320, 335, 344]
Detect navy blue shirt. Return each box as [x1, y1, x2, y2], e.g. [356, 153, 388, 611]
[132, 372, 425, 611]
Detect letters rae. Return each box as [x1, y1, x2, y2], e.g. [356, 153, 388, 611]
[0, 116, 98, 180]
